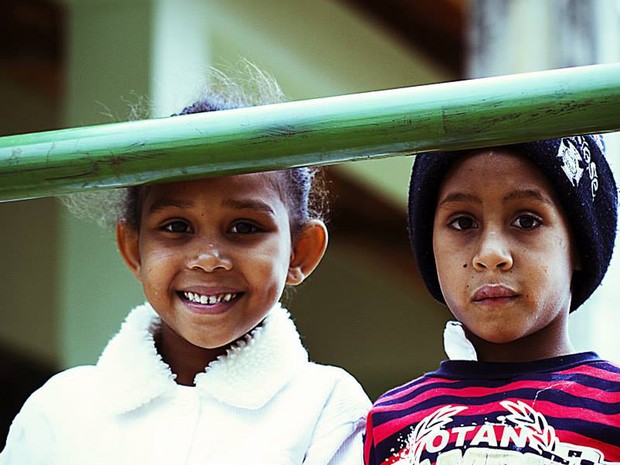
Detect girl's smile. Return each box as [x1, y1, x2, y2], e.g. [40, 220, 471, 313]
[432, 150, 578, 362]
[179, 289, 241, 314]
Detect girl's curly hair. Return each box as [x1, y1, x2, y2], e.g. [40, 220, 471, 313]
[60, 61, 329, 234]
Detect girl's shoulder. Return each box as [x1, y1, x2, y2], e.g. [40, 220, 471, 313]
[27, 364, 95, 394]
[7, 364, 100, 437]
[305, 362, 369, 397]
[300, 362, 371, 414]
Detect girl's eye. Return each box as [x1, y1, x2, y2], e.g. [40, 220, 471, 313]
[448, 216, 477, 231]
[163, 221, 191, 233]
[512, 214, 542, 230]
[230, 221, 259, 234]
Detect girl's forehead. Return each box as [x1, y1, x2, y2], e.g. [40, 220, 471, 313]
[141, 172, 287, 210]
[146, 172, 282, 197]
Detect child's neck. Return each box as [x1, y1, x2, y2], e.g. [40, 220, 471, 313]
[467, 322, 575, 363]
[156, 323, 229, 386]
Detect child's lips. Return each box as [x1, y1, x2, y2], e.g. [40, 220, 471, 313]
[177, 286, 244, 314]
[472, 284, 518, 303]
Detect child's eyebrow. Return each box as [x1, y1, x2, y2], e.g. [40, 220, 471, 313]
[502, 189, 552, 204]
[147, 198, 194, 213]
[222, 199, 276, 215]
[438, 192, 481, 206]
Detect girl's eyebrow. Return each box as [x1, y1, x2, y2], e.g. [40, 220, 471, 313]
[147, 198, 194, 214]
[222, 198, 276, 214]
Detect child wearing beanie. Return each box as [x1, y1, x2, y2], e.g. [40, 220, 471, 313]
[364, 135, 620, 465]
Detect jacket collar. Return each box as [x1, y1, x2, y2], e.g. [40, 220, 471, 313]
[96, 302, 308, 414]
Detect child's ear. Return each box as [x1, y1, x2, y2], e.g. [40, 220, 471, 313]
[116, 221, 143, 282]
[287, 219, 328, 286]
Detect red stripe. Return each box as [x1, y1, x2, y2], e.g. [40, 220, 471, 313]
[559, 362, 620, 380]
[556, 429, 620, 461]
[376, 377, 460, 404]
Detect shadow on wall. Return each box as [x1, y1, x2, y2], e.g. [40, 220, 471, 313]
[0, 345, 57, 449]
[290, 168, 451, 401]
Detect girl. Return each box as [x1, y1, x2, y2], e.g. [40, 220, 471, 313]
[364, 135, 620, 464]
[1, 67, 370, 465]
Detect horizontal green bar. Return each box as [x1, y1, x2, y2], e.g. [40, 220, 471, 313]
[1, 63, 620, 203]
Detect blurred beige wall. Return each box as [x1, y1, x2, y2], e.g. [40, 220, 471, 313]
[1, 0, 453, 400]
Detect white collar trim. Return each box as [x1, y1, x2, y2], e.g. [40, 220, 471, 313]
[96, 302, 308, 413]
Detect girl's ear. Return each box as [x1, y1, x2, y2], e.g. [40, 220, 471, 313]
[116, 221, 143, 282]
[287, 219, 328, 286]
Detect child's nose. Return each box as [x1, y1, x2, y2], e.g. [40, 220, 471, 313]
[187, 244, 233, 273]
[472, 230, 513, 272]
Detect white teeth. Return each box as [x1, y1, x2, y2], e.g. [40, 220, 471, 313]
[183, 291, 236, 305]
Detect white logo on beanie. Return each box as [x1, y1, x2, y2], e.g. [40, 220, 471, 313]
[557, 137, 599, 199]
[558, 139, 584, 187]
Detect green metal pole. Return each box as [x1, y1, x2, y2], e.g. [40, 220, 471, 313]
[1, 63, 619, 203]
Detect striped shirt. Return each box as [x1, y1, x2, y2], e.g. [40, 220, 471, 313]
[364, 352, 620, 465]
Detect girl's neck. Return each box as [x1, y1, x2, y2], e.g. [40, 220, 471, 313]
[155, 323, 229, 386]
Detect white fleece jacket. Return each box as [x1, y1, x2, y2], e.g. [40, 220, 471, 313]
[0, 303, 370, 465]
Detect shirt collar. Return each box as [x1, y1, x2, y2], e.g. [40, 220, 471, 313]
[96, 302, 308, 414]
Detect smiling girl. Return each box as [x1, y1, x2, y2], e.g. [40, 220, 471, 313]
[365, 136, 620, 464]
[1, 67, 370, 465]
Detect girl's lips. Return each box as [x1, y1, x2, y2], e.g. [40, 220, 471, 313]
[472, 284, 518, 302]
[181, 285, 241, 296]
[177, 287, 243, 315]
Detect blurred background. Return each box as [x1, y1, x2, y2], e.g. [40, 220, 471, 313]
[1, 0, 619, 448]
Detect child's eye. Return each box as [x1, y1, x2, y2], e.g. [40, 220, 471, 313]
[162, 221, 191, 233]
[230, 221, 260, 234]
[512, 214, 542, 230]
[448, 216, 477, 231]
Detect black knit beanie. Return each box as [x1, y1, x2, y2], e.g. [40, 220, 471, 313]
[408, 135, 618, 311]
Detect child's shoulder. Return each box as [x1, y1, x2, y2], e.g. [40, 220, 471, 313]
[370, 372, 437, 412]
[33, 365, 96, 397]
[11, 365, 99, 426]
[579, 355, 620, 382]
[588, 355, 620, 369]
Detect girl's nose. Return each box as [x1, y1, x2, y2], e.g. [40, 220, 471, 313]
[472, 230, 513, 272]
[187, 244, 233, 273]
